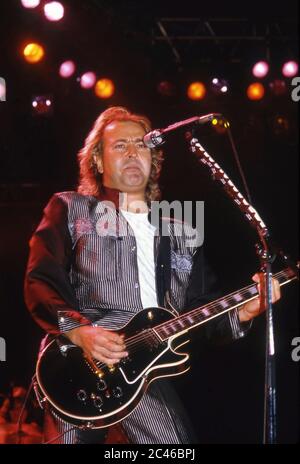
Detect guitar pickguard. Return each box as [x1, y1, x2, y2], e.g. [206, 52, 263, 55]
[118, 330, 169, 383]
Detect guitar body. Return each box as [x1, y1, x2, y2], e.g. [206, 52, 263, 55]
[36, 307, 190, 428]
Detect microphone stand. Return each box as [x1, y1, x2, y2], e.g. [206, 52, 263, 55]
[186, 132, 298, 444]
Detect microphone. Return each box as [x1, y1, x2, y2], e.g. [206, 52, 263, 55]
[143, 113, 222, 148]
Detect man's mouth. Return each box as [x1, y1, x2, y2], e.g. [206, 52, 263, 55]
[124, 165, 141, 172]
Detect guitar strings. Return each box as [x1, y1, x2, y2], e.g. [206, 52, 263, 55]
[128, 268, 289, 348]
[120, 269, 288, 351]
[94, 269, 289, 370]
[96, 268, 289, 367]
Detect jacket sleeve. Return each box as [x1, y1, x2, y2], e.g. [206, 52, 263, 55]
[24, 194, 91, 335]
[185, 246, 252, 346]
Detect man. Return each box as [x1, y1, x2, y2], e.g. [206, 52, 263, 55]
[24, 106, 281, 444]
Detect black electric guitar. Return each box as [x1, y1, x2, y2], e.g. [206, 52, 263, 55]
[35, 266, 298, 429]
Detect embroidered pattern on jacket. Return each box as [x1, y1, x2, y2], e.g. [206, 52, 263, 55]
[171, 251, 193, 272]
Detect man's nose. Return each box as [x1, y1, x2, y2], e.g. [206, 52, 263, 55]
[127, 143, 138, 158]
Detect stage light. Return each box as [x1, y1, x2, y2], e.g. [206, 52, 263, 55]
[211, 78, 229, 95]
[269, 79, 287, 96]
[59, 60, 75, 78]
[21, 0, 40, 7]
[31, 95, 53, 116]
[95, 78, 115, 98]
[282, 61, 298, 78]
[271, 115, 290, 136]
[80, 72, 97, 89]
[187, 82, 206, 100]
[44, 2, 64, 21]
[23, 43, 45, 63]
[246, 82, 265, 100]
[252, 61, 269, 78]
[211, 117, 229, 135]
[157, 81, 176, 97]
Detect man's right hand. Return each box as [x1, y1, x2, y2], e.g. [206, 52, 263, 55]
[65, 326, 128, 365]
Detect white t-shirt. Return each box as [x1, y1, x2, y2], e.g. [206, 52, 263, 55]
[121, 209, 158, 309]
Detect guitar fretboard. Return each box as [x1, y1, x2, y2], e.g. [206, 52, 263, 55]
[154, 267, 297, 341]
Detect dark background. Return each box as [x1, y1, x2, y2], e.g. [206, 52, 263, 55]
[0, 0, 299, 443]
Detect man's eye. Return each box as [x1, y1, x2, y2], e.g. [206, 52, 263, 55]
[114, 144, 126, 150]
[136, 142, 146, 149]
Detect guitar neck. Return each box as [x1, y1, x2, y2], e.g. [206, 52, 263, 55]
[154, 267, 298, 341]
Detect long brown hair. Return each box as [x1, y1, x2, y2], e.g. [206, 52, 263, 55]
[77, 106, 164, 202]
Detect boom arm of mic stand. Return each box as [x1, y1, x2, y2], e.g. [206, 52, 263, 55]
[186, 133, 290, 444]
[188, 135, 269, 237]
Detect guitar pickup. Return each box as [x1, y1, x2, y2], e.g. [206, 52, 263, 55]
[84, 354, 105, 378]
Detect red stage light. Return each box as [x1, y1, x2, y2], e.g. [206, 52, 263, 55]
[157, 81, 176, 97]
[269, 80, 287, 96]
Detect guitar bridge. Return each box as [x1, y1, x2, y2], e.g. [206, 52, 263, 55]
[84, 354, 105, 378]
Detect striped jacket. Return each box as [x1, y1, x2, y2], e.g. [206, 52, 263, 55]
[24, 187, 250, 444]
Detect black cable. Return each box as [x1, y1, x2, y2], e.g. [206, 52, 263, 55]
[16, 377, 35, 444]
[43, 426, 77, 444]
[16, 374, 78, 444]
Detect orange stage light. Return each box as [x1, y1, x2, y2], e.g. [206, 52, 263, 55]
[95, 79, 115, 99]
[247, 82, 265, 100]
[187, 82, 206, 100]
[23, 43, 45, 63]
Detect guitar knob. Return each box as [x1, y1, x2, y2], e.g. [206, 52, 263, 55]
[112, 386, 123, 398]
[97, 379, 107, 391]
[91, 393, 103, 409]
[77, 389, 87, 402]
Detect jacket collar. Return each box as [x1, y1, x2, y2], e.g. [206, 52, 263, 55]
[97, 185, 123, 209]
[97, 184, 152, 216]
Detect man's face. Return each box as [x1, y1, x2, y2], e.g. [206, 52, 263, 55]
[100, 120, 152, 196]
